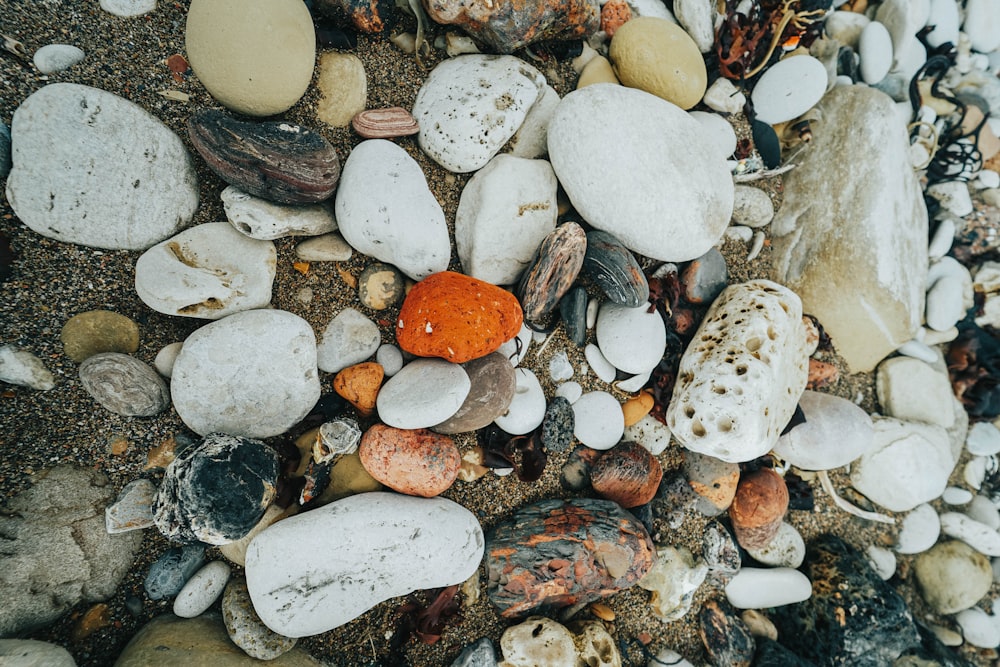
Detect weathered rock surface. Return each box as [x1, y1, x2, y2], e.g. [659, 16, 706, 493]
[222, 187, 337, 240]
[222, 577, 298, 661]
[79, 352, 170, 417]
[358, 425, 461, 497]
[433, 353, 517, 434]
[0, 639, 76, 666]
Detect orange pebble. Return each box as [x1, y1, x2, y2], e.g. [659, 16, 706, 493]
[293, 261, 310, 275]
[359, 424, 460, 497]
[621, 390, 654, 427]
[807, 358, 839, 390]
[601, 0, 632, 37]
[729, 468, 789, 550]
[333, 362, 384, 417]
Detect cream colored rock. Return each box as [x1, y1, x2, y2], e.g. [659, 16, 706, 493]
[185, 0, 316, 117]
[637, 545, 708, 621]
[316, 52, 367, 128]
[222, 187, 337, 241]
[609, 17, 707, 109]
[499, 617, 577, 667]
[572, 621, 622, 667]
[577, 56, 620, 88]
[666, 280, 809, 463]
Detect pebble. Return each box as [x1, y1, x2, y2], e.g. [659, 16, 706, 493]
[702, 77, 746, 114]
[859, 21, 893, 84]
[684, 450, 740, 516]
[376, 358, 471, 429]
[914, 540, 993, 614]
[943, 486, 974, 505]
[246, 493, 484, 637]
[316, 52, 367, 127]
[624, 414, 672, 456]
[773, 390, 874, 470]
[173, 561, 231, 618]
[582, 230, 650, 307]
[335, 139, 450, 280]
[647, 649, 694, 667]
[494, 368, 546, 435]
[185, 0, 314, 116]
[497, 323, 532, 367]
[424, 0, 597, 52]
[725, 567, 812, 609]
[577, 55, 619, 88]
[509, 84, 560, 159]
[375, 344, 403, 377]
[32, 44, 84, 74]
[673, 0, 715, 52]
[637, 545, 708, 621]
[591, 441, 661, 507]
[499, 617, 575, 667]
[940, 512, 1000, 556]
[0, 345, 55, 390]
[824, 10, 870, 48]
[153, 342, 182, 378]
[876, 356, 955, 428]
[351, 107, 419, 139]
[359, 425, 460, 497]
[294, 233, 353, 262]
[540, 396, 575, 452]
[958, 606, 1000, 649]
[896, 503, 941, 554]
[744, 522, 806, 568]
[688, 110, 738, 161]
[332, 362, 383, 417]
[729, 468, 788, 550]
[560, 286, 588, 347]
[7, 83, 198, 250]
[927, 180, 974, 217]
[432, 353, 516, 433]
[171, 310, 320, 438]
[222, 577, 298, 660]
[609, 17, 706, 109]
[316, 307, 381, 374]
[731, 185, 775, 228]
[144, 546, 206, 600]
[572, 391, 625, 450]
[450, 637, 497, 667]
[621, 391, 654, 427]
[896, 338, 938, 363]
[221, 187, 337, 240]
[105, 478, 157, 534]
[99, 0, 155, 17]
[357, 263, 405, 310]
[0, 639, 76, 666]
[413, 55, 547, 172]
[866, 545, 897, 580]
[926, 275, 973, 333]
[699, 600, 755, 666]
[968, 495, 1000, 530]
[968, 421, 1000, 456]
[455, 154, 558, 285]
[584, 344, 617, 383]
[134, 222, 276, 320]
[964, 0, 1000, 53]
[702, 520, 741, 576]
[548, 351, 574, 382]
[548, 83, 733, 262]
[595, 302, 666, 374]
[79, 353, 170, 417]
[218, 504, 287, 567]
[751, 56, 828, 125]
[555, 380, 582, 404]
[680, 247, 728, 304]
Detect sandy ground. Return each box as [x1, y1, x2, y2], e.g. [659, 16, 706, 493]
[1, 1, 997, 665]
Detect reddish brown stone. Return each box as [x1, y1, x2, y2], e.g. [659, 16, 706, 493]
[396, 271, 523, 363]
[517, 222, 587, 328]
[807, 358, 839, 390]
[333, 362, 384, 417]
[351, 107, 419, 139]
[590, 441, 663, 508]
[729, 468, 789, 550]
[358, 424, 460, 497]
[317, 0, 394, 33]
[600, 0, 631, 38]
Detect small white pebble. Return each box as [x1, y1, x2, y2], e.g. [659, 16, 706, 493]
[865, 545, 896, 580]
[153, 342, 183, 379]
[548, 351, 574, 382]
[943, 486, 974, 505]
[555, 381, 583, 404]
[586, 297, 600, 329]
[928, 217, 955, 259]
[975, 169, 1000, 190]
[968, 422, 1000, 456]
[725, 225, 754, 243]
[584, 344, 617, 383]
[966, 456, 989, 490]
[746, 231, 765, 261]
[615, 370, 651, 393]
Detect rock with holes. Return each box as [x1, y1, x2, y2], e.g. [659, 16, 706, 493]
[135, 222, 276, 320]
[485, 498, 656, 617]
[665, 280, 809, 463]
[221, 187, 337, 240]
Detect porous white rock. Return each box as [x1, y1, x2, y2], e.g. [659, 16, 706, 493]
[135, 222, 276, 320]
[896, 503, 941, 554]
[316, 308, 381, 374]
[859, 21, 893, 84]
[6, 83, 198, 250]
[851, 417, 954, 513]
[750, 56, 828, 125]
[666, 280, 809, 463]
[595, 303, 667, 375]
[743, 522, 805, 568]
[548, 84, 733, 262]
[455, 155, 557, 285]
[221, 187, 337, 240]
[772, 390, 875, 470]
[246, 492, 484, 637]
[335, 139, 449, 280]
[494, 368, 546, 435]
[171, 309, 320, 439]
[701, 77, 746, 114]
[375, 358, 471, 430]
[673, 0, 716, 53]
[876, 356, 955, 428]
[413, 55, 547, 173]
[32, 44, 84, 74]
[964, 0, 1000, 53]
[624, 414, 672, 456]
[499, 617, 577, 667]
[571, 391, 625, 450]
[940, 512, 1000, 557]
[725, 567, 812, 609]
[173, 561, 231, 618]
[0, 345, 55, 390]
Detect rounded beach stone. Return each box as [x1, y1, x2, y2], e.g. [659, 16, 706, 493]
[359, 424, 461, 497]
[914, 540, 993, 614]
[731, 185, 775, 228]
[684, 450, 740, 516]
[750, 55, 828, 125]
[0, 639, 76, 666]
[99, 0, 155, 17]
[221, 186, 337, 241]
[316, 308, 381, 374]
[499, 617, 576, 667]
[725, 567, 812, 608]
[590, 441, 662, 508]
[223, 577, 298, 660]
[609, 17, 707, 109]
[61, 310, 140, 362]
[595, 302, 667, 374]
[0, 346, 55, 390]
[541, 396, 575, 452]
[295, 233, 352, 262]
[433, 352, 517, 434]
[154, 342, 183, 378]
[316, 52, 367, 127]
[79, 353, 170, 417]
[153, 433, 279, 546]
[173, 561, 231, 618]
[358, 263, 405, 310]
[396, 271, 524, 363]
[729, 468, 789, 550]
[772, 390, 875, 470]
[859, 21, 893, 84]
[896, 503, 940, 554]
[171, 310, 320, 439]
[144, 546, 206, 600]
[333, 362, 383, 417]
[572, 391, 625, 450]
[376, 358, 471, 430]
[32, 44, 84, 74]
[185, 0, 315, 117]
[494, 368, 547, 435]
[744, 521, 806, 568]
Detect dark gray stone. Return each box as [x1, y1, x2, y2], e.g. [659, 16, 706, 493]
[0, 123, 10, 179]
[753, 638, 815, 666]
[559, 285, 588, 347]
[450, 638, 498, 667]
[582, 230, 649, 307]
[681, 247, 728, 305]
[433, 353, 516, 434]
[144, 545, 206, 601]
[541, 396, 575, 452]
[700, 598, 755, 667]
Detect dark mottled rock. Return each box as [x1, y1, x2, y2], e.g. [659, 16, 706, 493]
[145, 545, 206, 601]
[895, 624, 978, 667]
[433, 353, 517, 434]
[316, 0, 395, 33]
[681, 247, 728, 305]
[541, 396, 575, 452]
[517, 222, 586, 328]
[582, 230, 649, 307]
[559, 285, 588, 346]
[188, 109, 340, 205]
[0, 123, 10, 179]
[153, 433, 279, 545]
[700, 599, 755, 667]
[485, 497, 656, 617]
[590, 441, 662, 508]
[560, 444, 599, 491]
[358, 262, 406, 310]
[754, 638, 815, 666]
[702, 520, 741, 578]
[79, 352, 170, 417]
[648, 470, 700, 540]
[770, 534, 921, 666]
[423, 0, 600, 53]
[450, 637, 498, 667]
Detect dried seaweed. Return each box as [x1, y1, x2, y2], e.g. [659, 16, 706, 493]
[947, 324, 1000, 420]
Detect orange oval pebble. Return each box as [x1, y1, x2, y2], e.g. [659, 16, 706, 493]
[359, 424, 460, 497]
[333, 361, 384, 416]
[621, 390, 654, 427]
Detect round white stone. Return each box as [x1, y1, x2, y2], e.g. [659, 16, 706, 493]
[316, 308, 381, 374]
[688, 111, 737, 161]
[555, 381, 583, 404]
[494, 368, 546, 435]
[967, 495, 1000, 531]
[376, 359, 471, 430]
[744, 522, 805, 569]
[584, 344, 617, 383]
[100, 0, 156, 17]
[859, 21, 893, 84]
[548, 351, 574, 382]
[940, 512, 1000, 557]
[968, 422, 1000, 456]
[824, 10, 870, 47]
[725, 567, 812, 609]
[866, 545, 897, 580]
[943, 486, 975, 505]
[956, 607, 1000, 649]
[596, 302, 667, 374]
[153, 342, 183, 378]
[773, 391, 874, 470]
[376, 344, 404, 377]
[624, 414, 672, 456]
[32, 44, 84, 74]
[896, 503, 941, 554]
[731, 185, 775, 228]
[751, 56, 829, 125]
[572, 391, 625, 450]
[172, 561, 231, 618]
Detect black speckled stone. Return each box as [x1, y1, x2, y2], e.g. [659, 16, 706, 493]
[753, 638, 815, 666]
[541, 396, 575, 452]
[144, 545, 205, 600]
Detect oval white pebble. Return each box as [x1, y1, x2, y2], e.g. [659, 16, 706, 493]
[376, 358, 471, 430]
[967, 495, 1000, 531]
[943, 486, 974, 505]
[896, 503, 940, 554]
[751, 55, 828, 125]
[153, 342, 183, 378]
[688, 110, 737, 161]
[555, 381, 583, 404]
[376, 344, 404, 377]
[940, 512, 1000, 556]
[956, 606, 1000, 648]
[595, 302, 666, 374]
[584, 343, 617, 383]
[968, 422, 1000, 456]
[744, 522, 805, 568]
[866, 545, 897, 581]
[725, 567, 812, 609]
[172, 560, 231, 618]
[494, 368, 546, 435]
[572, 391, 625, 450]
[859, 21, 893, 84]
[33, 44, 85, 74]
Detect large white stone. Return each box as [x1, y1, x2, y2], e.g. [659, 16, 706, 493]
[548, 84, 733, 262]
[725, 567, 812, 609]
[859, 22, 893, 84]
[413, 55, 547, 173]
[221, 187, 337, 240]
[135, 222, 276, 320]
[0, 346, 55, 390]
[246, 492, 484, 637]
[171, 310, 320, 439]
[750, 56, 828, 125]
[6, 83, 198, 250]
[851, 417, 954, 513]
[666, 280, 809, 463]
[595, 302, 667, 374]
[455, 155, 557, 285]
[940, 512, 1000, 557]
[334, 139, 449, 280]
[316, 308, 381, 374]
[876, 356, 955, 428]
[875, 0, 927, 65]
[896, 503, 941, 554]
[571, 391, 625, 450]
[965, 0, 1000, 53]
[673, 0, 716, 53]
[772, 390, 874, 470]
[925, 0, 961, 49]
[376, 358, 471, 430]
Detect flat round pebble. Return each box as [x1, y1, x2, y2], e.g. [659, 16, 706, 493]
[750, 55, 828, 125]
[33, 44, 85, 74]
[223, 577, 299, 660]
[866, 545, 897, 581]
[731, 185, 775, 228]
[79, 353, 170, 417]
[144, 546, 206, 600]
[317, 307, 381, 374]
[743, 522, 805, 568]
[967, 421, 1000, 456]
[494, 368, 546, 435]
[173, 561, 231, 618]
[375, 344, 403, 377]
[61, 310, 140, 363]
[896, 503, 941, 554]
[295, 233, 353, 261]
[956, 607, 1000, 649]
[724, 567, 812, 609]
[572, 391, 625, 450]
[376, 358, 471, 430]
[555, 381, 583, 403]
[595, 302, 667, 374]
[943, 486, 974, 505]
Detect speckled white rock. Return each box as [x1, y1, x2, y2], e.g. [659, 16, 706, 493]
[413, 55, 547, 173]
[772, 390, 874, 470]
[499, 617, 576, 667]
[173, 561, 231, 618]
[6, 83, 198, 250]
[33, 44, 84, 74]
[135, 222, 276, 320]
[246, 492, 484, 637]
[866, 545, 897, 580]
[876, 356, 955, 428]
[100, 0, 156, 17]
[673, 0, 716, 52]
[964, 0, 1000, 53]
[171, 310, 320, 438]
[688, 111, 737, 161]
[743, 522, 805, 568]
[624, 414, 672, 456]
[956, 606, 1000, 648]
[731, 185, 774, 228]
[221, 187, 337, 240]
[725, 567, 812, 609]
[571, 391, 624, 450]
[376, 358, 471, 430]
[859, 22, 893, 84]
[595, 302, 667, 374]
[750, 56, 828, 125]
[897, 503, 941, 554]
[701, 77, 746, 114]
[666, 280, 809, 463]
[0, 345, 55, 390]
[494, 368, 546, 435]
[851, 417, 954, 513]
[940, 512, 1000, 557]
[334, 139, 449, 280]
[316, 308, 381, 374]
[295, 233, 353, 262]
[455, 155, 557, 285]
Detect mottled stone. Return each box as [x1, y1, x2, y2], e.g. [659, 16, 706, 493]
[541, 396, 576, 452]
[145, 546, 206, 601]
[591, 442, 663, 508]
[729, 468, 788, 550]
[358, 263, 405, 310]
[582, 230, 649, 307]
[699, 599, 755, 667]
[317, 0, 394, 33]
[223, 577, 298, 661]
[0, 345, 55, 390]
[518, 222, 587, 328]
[352, 107, 419, 139]
[914, 540, 993, 615]
[106, 478, 157, 534]
[79, 353, 170, 417]
[638, 545, 709, 621]
[61, 310, 140, 363]
[433, 353, 517, 434]
[359, 425, 460, 497]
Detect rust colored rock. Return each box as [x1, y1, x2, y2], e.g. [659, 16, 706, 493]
[517, 222, 587, 328]
[396, 271, 523, 363]
[358, 424, 460, 497]
[590, 441, 663, 508]
[729, 468, 789, 550]
[422, 0, 600, 53]
[684, 450, 740, 517]
[352, 107, 419, 139]
[317, 0, 395, 33]
[188, 109, 341, 205]
[485, 498, 656, 617]
[333, 362, 384, 416]
[807, 358, 839, 390]
[600, 0, 631, 37]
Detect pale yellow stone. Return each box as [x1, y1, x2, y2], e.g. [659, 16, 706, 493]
[609, 16, 707, 109]
[317, 52, 368, 128]
[576, 56, 619, 89]
[316, 452, 383, 504]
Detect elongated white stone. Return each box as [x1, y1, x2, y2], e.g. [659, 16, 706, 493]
[940, 512, 1000, 557]
[725, 567, 812, 609]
